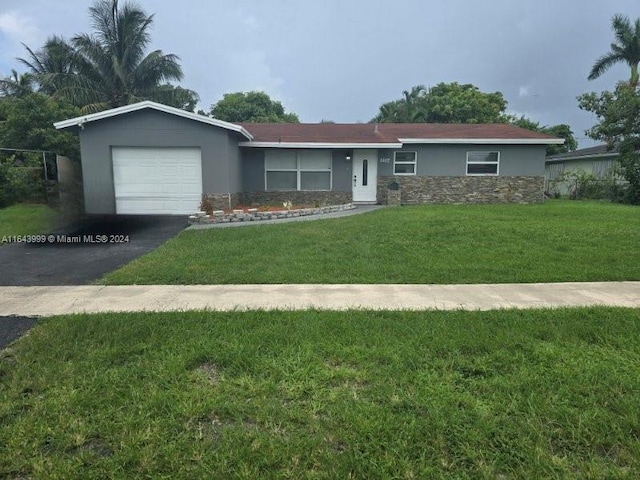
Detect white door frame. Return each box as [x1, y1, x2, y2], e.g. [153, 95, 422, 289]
[352, 149, 377, 203]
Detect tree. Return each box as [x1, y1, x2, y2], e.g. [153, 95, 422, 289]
[210, 91, 299, 123]
[509, 115, 577, 155]
[18, 35, 77, 95]
[588, 14, 640, 87]
[0, 93, 80, 158]
[0, 70, 35, 98]
[0, 93, 81, 207]
[371, 100, 408, 123]
[423, 83, 507, 123]
[543, 124, 578, 155]
[578, 85, 640, 203]
[24, 0, 186, 113]
[372, 82, 507, 123]
[154, 84, 200, 112]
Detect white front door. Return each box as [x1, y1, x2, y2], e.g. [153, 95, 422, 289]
[352, 149, 377, 203]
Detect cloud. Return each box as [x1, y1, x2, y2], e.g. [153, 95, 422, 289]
[0, 11, 39, 44]
[0, 11, 40, 76]
[518, 86, 530, 98]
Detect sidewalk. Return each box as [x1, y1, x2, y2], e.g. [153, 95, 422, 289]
[1, 282, 639, 316]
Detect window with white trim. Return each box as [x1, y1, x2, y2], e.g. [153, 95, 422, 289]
[466, 151, 499, 175]
[393, 151, 417, 175]
[265, 150, 332, 191]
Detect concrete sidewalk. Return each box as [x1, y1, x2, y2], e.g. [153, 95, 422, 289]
[1, 282, 639, 316]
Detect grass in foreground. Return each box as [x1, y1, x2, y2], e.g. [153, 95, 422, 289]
[104, 200, 640, 284]
[1, 308, 639, 478]
[0, 204, 58, 241]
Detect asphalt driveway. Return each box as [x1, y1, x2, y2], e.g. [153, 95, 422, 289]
[0, 316, 38, 350]
[0, 215, 187, 286]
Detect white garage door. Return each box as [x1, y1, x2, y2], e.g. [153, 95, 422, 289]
[112, 147, 202, 214]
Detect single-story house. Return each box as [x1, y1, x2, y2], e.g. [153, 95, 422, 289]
[54, 101, 564, 215]
[545, 144, 620, 195]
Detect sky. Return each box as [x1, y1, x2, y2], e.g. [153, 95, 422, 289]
[0, 0, 637, 148]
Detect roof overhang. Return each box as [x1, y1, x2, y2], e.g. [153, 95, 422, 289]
[54, 100, 253, 140]
[238, 142, 403, 149]
[398, 138, 565, 145]
[546, 152, 619, 162]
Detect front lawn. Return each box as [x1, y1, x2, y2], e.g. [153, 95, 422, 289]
[0, 204, 58, 241]
[1, 308, 639, 478]
[104, 200, 640, 284]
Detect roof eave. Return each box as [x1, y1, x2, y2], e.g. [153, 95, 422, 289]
[238, 142, 403, 149]
[546, 152, 620, 162]
[53, 100, 253, 140]
[398, 138, 565, 145]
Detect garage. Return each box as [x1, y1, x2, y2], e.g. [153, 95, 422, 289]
[112, 147, 202, 214]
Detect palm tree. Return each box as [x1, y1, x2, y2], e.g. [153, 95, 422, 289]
[0, 70, 35, 98]
[18, 35, 77, 95]
[589, 14, 640, 87]
[41, 0, 184, 112]
[402, 85, 426, 121]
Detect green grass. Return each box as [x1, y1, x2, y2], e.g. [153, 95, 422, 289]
[104, 200, 640, 285]
[0, 204, 58, 240]
[1, 308, 639, 478]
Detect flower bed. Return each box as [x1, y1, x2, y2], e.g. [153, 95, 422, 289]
[189, 203, 356, 225]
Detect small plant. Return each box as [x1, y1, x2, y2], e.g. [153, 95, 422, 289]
[199, 195, 214, 216]
[257, 205, 271, 212]
[282, 200, 293, 210]
[551, 168, 619, 201]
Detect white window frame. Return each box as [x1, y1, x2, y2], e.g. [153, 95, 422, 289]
[393, 151, 417, 176]
[265, 150, 333, 191]
[466, 151, 500, 176]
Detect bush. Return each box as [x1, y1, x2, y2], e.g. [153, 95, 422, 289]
[0, 155, 47, 208]
[551, 168, 620, 201]
[199, 195, 214, 215]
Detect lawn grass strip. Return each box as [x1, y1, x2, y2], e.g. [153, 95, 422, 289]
[0, 307, 639, 477]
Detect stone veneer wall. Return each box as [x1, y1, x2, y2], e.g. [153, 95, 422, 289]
[377, 176, 545, 204]
[203, 193, 243, 210]
[240, 191, 351, 207]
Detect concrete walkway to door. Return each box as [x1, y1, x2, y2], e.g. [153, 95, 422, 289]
[1, 282, 639, 316]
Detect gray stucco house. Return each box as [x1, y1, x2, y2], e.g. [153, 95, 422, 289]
[55, 101, 563, 215]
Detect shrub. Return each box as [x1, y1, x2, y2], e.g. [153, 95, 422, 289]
[551, 168, 620, 201]
[199, 195, 214, 215]
[0, 155, 47, 208]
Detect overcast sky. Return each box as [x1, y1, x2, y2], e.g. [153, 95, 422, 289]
[0, 0, 637, 147]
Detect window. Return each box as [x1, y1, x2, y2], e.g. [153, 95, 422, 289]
[394, 151, 417, 175]
[362, 159, 368, 186]
[265, 150, 332, 191]
[467, 151, 499, 175]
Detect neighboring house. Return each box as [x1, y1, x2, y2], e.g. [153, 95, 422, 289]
[54, 101, 563, 215]
[545, 144, 620, 195]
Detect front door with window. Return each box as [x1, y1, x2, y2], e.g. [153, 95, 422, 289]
[352, 149, 377, 203]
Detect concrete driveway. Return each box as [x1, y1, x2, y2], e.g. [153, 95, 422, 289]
[0, 215, 187, 286]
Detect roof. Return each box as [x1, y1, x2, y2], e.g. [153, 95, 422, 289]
[53, 102, 563, 148]
[238, 122, 564, 148]
[546, 144, 619, 162]
[54, 101, 253, 140]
